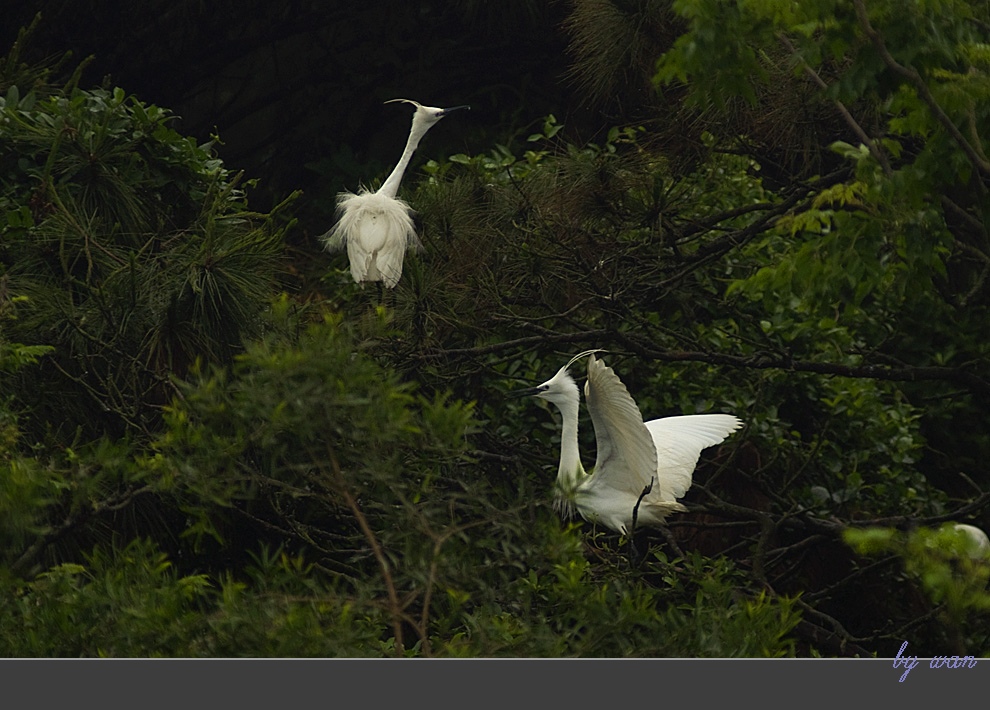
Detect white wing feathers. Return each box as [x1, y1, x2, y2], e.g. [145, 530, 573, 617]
[584, 354, 742, 504]
[583, 354, 658, 497]
[645, 414, 742, 500]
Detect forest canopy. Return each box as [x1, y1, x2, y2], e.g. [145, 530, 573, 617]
[1, 1, 989, 657]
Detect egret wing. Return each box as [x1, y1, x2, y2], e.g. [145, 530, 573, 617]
[644, 414, 741, 500]
[583, 355, 658, 498]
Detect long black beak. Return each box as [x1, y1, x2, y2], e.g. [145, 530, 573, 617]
[507, 385, 542, 398]
[440, 105, 470, 116]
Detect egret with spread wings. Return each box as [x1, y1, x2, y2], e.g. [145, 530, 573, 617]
[514, 350, 742, 535]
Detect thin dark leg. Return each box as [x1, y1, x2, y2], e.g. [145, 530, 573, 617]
[628, 477, 655, 567]
[631, 476, 654, 532]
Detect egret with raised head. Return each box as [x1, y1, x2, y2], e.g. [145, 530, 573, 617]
[321, 99, 468, 288]
[513, 350, 742, 536]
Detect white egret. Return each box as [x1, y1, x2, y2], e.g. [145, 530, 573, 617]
[321, 99, 469, 288]
[514, 350, 742, 536]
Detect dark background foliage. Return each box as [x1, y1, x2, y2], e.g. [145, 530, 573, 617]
[1, 2, 585, 213]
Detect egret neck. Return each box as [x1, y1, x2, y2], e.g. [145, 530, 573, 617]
[378, 103, 468, 199]
[553, 386, 587, 517]
[378, 123, 430, 199]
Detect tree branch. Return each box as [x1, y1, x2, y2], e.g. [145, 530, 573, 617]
[852, 0, 990, 183]
[611, 329, 990, 396]
[11, 485, 154, 576]
[324, 447, 405, 657]
[662, 169, 853, 286]
[776, 32, 892, 175]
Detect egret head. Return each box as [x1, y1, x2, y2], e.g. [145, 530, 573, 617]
[509, 349, 604, 409]
[384, 98, 470, 131]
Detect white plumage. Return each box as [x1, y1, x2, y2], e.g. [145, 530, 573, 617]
[516, 350, 742, 535]
[321, 99, 468, 288]
[324, 191, 419, 288]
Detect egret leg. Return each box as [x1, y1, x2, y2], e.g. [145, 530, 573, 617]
[630, 476, 654, 533]
[628, 477, 655, 567]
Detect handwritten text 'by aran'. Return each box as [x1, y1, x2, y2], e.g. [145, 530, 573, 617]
[893, 641, 978, 682]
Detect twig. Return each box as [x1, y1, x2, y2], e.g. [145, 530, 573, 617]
[776, 32, 892, 175]
[324, 447, 405, 657]
[11, 485, 153, 576]
[419, 329, 609, 362]
[852, 0, 990, 184]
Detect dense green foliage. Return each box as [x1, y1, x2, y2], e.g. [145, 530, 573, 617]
[2, 2, 990, 657]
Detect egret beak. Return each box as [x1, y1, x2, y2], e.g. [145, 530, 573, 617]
[507, 385, 542, 398]
[440, 105, 470, 116]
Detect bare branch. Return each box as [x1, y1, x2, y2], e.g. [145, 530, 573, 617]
[613, 329, 990, 396]
[323, 447, 405, 657]
[776, 32, 892, 175]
